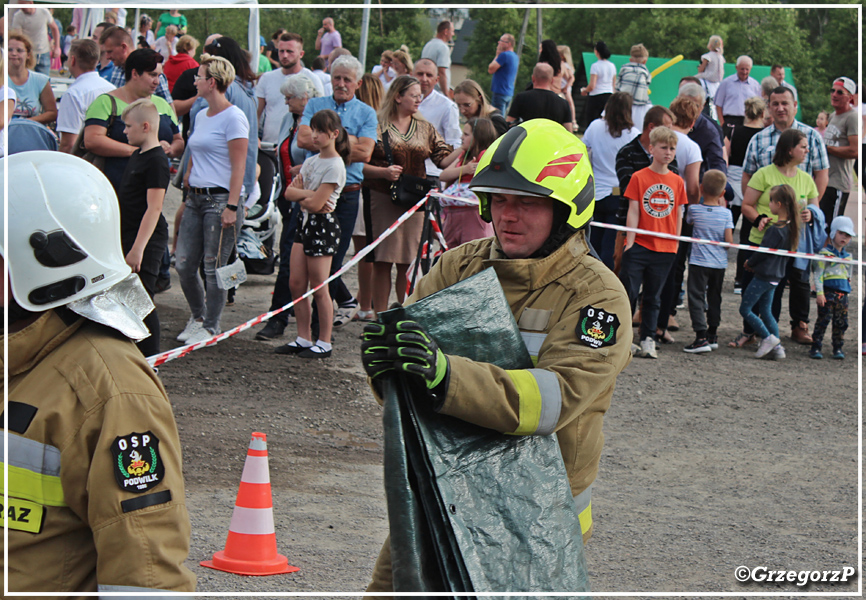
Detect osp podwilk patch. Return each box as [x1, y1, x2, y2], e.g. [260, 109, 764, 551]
[111, 431, 164, 493]
[576, 305, 619, 349]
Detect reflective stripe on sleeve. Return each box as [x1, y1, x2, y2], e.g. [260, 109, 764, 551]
[505, 368, 562, 436]
[1, 434, 66, 507]
[574, 485, 592, 534]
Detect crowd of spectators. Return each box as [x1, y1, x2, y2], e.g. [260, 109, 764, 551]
[3, 12, 861, 359]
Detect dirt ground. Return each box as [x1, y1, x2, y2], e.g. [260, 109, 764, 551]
[155, 185, 860, 595]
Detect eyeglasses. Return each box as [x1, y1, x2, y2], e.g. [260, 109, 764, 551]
[194, 75, 211, 82]
[831, 88, 848, 96]
[405, 94, 424, 101]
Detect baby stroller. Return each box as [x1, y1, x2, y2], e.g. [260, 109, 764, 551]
[238, 148, 281, 275]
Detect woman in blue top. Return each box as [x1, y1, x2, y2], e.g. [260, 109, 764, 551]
[7, 30, 56, 125]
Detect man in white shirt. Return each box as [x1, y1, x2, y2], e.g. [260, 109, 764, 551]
[57, 39, 116, 154]
[255, 32, 324, 145]
[421, 20, 454, 97]
[414, 58, 461, 182]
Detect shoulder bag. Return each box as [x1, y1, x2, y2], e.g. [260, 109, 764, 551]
[72, 94, 118, 172]
[382, 129, 433, 208]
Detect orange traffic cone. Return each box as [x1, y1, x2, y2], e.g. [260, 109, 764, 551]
[201, 432, 299, 576]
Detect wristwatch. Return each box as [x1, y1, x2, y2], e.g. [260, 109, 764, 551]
[225, 204, 238, 212]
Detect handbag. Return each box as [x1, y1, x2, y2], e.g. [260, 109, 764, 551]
[72, 94, 118, 172]
[215, 225, 247, 291]
[382, 129, 433, 208]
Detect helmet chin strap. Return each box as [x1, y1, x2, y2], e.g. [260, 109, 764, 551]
[528, 202, 576, 259]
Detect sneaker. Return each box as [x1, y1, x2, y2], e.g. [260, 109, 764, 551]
[333, 304, 360, 329]
[630, 343, 642, 356]
[733, 286, 742, 295]
[255, 320, 285, 341]
[683, 338, 712, 353]
[177, 317, 204, 342]
[639, 337, 658, 359]
[861, 343, 866, 356]
[755, 334, 780, 358]
[833, 349, 845, 360]
[707, 335, 719, 350]
[298, 344, 332, 359]
[185, 327, 216, 345]
[809, 348, 823, 359]
[771, 344, 786, 360]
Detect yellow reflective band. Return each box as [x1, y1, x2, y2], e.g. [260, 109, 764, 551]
[3, 497, 44, 533]
[578, 501, 592, 535]
[506, 369, 542, 435]
[3, 463, 67, 507]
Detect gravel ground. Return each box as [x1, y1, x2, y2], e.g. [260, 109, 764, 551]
[154, 184, 861, 595]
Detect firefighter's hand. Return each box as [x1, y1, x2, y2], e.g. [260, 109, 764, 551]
[361, 322, 395, 380]
[390, 321, 449, 393]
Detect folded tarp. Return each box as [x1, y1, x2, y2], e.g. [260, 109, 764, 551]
[379, 267, 590, 597]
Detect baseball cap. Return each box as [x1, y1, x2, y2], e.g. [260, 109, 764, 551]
[830, 215, 855, 239]
[832, 77, 856, 95]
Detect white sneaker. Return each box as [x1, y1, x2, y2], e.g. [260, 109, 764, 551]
[184, 327, 216, 345]
[755, 334, 781, 358]
[770, 344, 786, 360]
[177, 317, 204, 342]
[640, 337, 658, 359]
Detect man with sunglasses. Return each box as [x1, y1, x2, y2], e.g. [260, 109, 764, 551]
[820, 77, 858, 229]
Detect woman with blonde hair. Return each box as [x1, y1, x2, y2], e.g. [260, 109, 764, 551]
[175, 54, 250, 344]
[390, 49, 413, 77]
[452, 78, 508, 136]
[557, 44, 577, 122]
[363, 75, 452, 313]
[163, 34, 199, 92]
[6, 30, 57, 125]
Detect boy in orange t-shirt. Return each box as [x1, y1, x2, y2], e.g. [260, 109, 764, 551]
[619, 126, 687, 358]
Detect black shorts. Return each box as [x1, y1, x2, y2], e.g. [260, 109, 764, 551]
[294, 212, 341, 257]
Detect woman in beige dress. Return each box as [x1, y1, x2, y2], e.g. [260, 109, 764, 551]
[363, 75, 452, 313]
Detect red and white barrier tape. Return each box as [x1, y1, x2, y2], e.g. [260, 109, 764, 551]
[147, 195, 429, 367]
[589, 221, 862, 266]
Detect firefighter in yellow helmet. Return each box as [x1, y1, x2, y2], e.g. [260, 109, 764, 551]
[1, 152, 195, 595]
[362, 119, 632, 594]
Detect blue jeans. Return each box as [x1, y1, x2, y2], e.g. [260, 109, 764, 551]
[34, 52, 51, 75]
[175, 191, 242, 334]
[618, 244, 676, 341]
[739, 277, 778, 340]
[491, 93, 512, 116]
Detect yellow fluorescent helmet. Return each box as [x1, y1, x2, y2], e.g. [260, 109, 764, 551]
[469, 119, 595, 230]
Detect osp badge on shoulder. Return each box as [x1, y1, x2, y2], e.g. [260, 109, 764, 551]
[111, 431, 164, 493]
[576, 305, 619, 349]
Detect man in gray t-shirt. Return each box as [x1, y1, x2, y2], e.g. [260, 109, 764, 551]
[820, 76, 859, 226]
[421, 20, 454, 97]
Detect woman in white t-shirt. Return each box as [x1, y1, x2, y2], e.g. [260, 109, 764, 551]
[176, 55, 250, 344]
[581, 41, 617, 124]
[583, 91, 640, 269]
[372, 51, 397, 91]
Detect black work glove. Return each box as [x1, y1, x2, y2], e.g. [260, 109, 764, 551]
[389, 320, 450, 393]
[361, 322, 395, 381]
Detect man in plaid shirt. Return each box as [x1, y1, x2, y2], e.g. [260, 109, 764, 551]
[100, 26, 173, 105]
[742, 86, 828, 196]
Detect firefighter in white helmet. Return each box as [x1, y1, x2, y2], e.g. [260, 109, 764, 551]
[1, 151, 195, 595]
[361, 119, 632, 594]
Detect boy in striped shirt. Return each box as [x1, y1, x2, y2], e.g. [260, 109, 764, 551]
[684, 170, 734, 353]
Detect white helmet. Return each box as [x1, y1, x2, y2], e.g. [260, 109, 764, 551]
[1, 152, 132, 312]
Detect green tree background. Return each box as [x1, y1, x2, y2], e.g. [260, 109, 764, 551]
[54, 3, 858, 123]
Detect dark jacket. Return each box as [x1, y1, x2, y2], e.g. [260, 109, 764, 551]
[748, 223, 791, 282]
